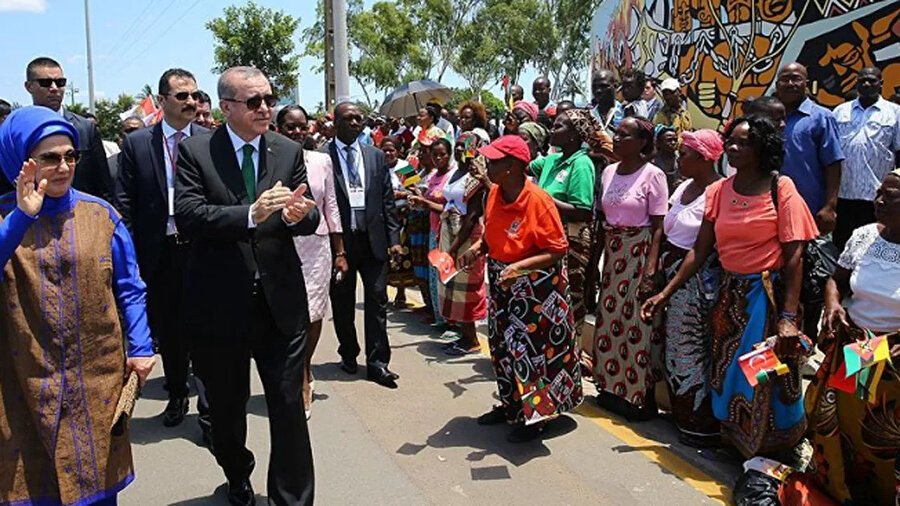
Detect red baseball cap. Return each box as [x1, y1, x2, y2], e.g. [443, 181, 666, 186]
[478, 135, 532, 165]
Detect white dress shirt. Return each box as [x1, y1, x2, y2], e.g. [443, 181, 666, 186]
[334, 137, 366, 230]
[226, 124, 261, 228]
[162, 119, 192, 235]
[834, 97, 900, 201]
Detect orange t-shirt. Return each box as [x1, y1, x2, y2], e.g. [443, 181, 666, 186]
[484, 179, 569, 263]
[704, 176, 818, 274]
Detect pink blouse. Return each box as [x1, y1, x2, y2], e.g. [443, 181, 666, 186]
[600, 162, 669, 227]
[304, 150, 343, 236]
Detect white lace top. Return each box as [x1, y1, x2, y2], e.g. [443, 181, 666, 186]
[838, 223, 900, 332]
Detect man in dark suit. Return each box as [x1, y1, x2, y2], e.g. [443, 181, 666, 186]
[174, 66, 318, 506]
[24, 56, 112, 202]
[326, 101, 403, 388]
[116, 69, 209, 434]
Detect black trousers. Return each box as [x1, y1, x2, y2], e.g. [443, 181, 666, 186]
[145, 237, 191, 399]
[192, 283, 314, 506]
[329, 230, 391, 367]
[834, 198, 876, 252]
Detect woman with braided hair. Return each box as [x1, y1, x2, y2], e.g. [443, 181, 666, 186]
[592, 116, 669, 421]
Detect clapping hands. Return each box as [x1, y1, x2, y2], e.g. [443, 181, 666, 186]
[282, 183, 317, 224]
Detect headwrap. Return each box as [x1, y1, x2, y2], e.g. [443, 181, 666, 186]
[456, 131, 486, 162]
[681, 129, 724, 162]
[416, 124, 450, 147]
[654, 124, 676, 139]
[518, 122, 548, 149]
[564, 108, 614, 157]
[513, 101, 539, 122]
[0, 106, 80, 184]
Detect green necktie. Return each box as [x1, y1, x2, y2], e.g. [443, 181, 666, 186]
[241, 144, 256, 201]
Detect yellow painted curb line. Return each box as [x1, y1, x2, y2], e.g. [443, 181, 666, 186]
[391, 286, 731, 503]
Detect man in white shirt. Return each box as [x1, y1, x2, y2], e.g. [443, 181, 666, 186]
[832, 67, 900, 250]
[115, 69, 209, 433]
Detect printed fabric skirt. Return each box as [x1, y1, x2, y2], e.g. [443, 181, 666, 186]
[805, 324, 900, 505]
[407, 209, 430, 284]
[565, 221, 592, 337]
[708, 271, 806, 458]
[387, 206, 418, 288]
[294, 233, 332, 322]
[438, 212, 486, 322]
[487, 257, 583, 425]
[660, 242, 721, 444]
[593, 226, 664, 410]
[428, 230, 445, 324]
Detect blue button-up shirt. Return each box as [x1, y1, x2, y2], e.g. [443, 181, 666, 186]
[833, 97, 900, 201]
[781, 97, 844, 214]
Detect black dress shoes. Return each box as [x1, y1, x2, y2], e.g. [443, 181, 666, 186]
[367, 365, 399, 389]
[339, 358, 358, 374]
[162, 397, 189, 427]
[227, 479, 255, 506]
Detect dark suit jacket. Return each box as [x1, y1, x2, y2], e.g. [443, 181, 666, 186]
[64, 110, 113, 203]
[174, 127, 319, 338]
[115, 122, 209, 281]
[324, 140, 400, 262]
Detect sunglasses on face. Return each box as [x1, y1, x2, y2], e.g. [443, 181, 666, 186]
[35, 150, 79, 168]
[223, 94, 277, 110]
[166, 91, 202, 101]
[32, 78, 67, 88]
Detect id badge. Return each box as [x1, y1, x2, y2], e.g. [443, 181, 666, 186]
[168, 187, 175, 216]
[349, 187, 365, 209]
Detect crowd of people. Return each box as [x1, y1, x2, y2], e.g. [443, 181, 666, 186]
[0, 53, 899, 506]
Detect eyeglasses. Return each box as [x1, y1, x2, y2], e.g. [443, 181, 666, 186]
[165, 91, 202, 101]
[222, 94, 277, 110]
[32, 78, 67, 88]
[35, 150, 79, 168]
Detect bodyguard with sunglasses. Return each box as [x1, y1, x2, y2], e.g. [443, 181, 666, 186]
[24, 56, 113, 203]
[174, 66, 318, 506]
[115, 69, 211, 436]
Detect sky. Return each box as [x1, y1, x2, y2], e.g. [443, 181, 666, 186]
[0, 0, 544, 114]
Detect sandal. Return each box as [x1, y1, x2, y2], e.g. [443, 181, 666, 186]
[436, 329, 461, 342]
[444, 342, 481, 356]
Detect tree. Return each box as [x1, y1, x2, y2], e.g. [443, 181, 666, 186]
[541, 0, 601, 101]
[478, 0, 555, 85]
[445, 87, 506, 114]
[400, 0, 482, 81]
[207, 2, 301, 98]
[94, 93, 137, 141]
[67, 103, 89, 117]
[452, 19, 502, 101]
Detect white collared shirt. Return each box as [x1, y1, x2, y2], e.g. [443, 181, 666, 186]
[162, 119, 192, 235]
[834, 97, 900, 200]
[226, 124, 262, 229]
[334, 137, 366, 229]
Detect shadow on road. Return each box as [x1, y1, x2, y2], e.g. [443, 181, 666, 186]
[165, 483, 269, 506]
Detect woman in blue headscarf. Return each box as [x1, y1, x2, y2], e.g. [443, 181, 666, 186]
[0, 106, 155, 506]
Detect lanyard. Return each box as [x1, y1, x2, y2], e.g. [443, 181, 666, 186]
[338, 145, 363, 187]
[164, 132, 182, 176]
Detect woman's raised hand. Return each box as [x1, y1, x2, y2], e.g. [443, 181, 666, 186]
[16, 159, 47, 218]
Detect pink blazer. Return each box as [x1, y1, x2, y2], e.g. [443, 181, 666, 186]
[304, 150, 343, 236]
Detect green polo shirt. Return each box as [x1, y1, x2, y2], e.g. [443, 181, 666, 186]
[529, 148, 595, 210]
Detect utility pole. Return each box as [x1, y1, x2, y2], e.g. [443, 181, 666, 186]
[332, 0, 351, 104]
[67, 83, 81, 107]
[83, 0, 96, 114]
[324, 0, 336, 110]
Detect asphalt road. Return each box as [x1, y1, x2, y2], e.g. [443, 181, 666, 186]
[120, 289, 740, 505]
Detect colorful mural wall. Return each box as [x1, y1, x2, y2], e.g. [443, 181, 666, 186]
[590, 0, 900, 127]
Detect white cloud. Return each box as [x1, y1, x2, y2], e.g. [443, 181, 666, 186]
[68, 54, 85, 64]
[0, 0, 47, 13]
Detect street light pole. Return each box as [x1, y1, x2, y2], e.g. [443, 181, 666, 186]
[332, 0, 350, 104]
[83, 0, 96, 114]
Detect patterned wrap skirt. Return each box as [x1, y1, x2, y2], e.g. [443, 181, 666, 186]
[387, 206, 418, 288]
[709, 271, 806, 458]
[593, 226, 664, 409]
[438, 212, 486, 322]
[428, 230, 445, 324]
[660, 242, 721, 441]
[805, 325, 900, 505]
[487, 257, 583, 425]
[294, 233, 332, 322]
[407, 209, 430, 283]
[565, 221, 592, 337]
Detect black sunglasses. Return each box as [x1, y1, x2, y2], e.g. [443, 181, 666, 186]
[32, 78, 67, 88]
[223, 94, 277, 110]
[166, 90, 202, 101]
[35, 150, 79, 167]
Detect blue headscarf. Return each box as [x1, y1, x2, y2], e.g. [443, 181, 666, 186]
[0, 106, 80, 185]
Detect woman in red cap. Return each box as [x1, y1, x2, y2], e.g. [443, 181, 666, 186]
[459, 135, 583, 442]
